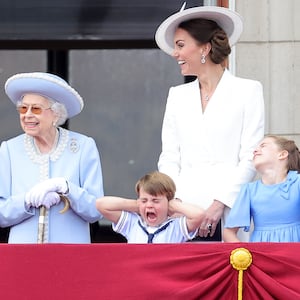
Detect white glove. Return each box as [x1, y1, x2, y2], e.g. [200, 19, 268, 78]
[25, 178, 68, 208]
[41, 192, 61, 209]
[25, 192, 61, 209]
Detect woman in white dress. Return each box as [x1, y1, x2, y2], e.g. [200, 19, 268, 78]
[155, 5, 265, 241]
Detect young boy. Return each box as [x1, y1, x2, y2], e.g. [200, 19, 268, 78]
[96, 171, 205, 243]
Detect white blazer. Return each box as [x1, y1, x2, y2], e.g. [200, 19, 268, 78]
[158, 69, 265, 210]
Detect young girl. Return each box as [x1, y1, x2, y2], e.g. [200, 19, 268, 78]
[224, 135, 300, 242]
[96, 171, 205, 243]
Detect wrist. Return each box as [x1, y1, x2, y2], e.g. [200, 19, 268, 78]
[56, 178, 69, 194]
[213, 199, 225, 209]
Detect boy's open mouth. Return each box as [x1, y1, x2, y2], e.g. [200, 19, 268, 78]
[146, 212, 156, 221]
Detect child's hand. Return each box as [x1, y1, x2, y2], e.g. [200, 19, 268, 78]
[168, 198, 183, 217]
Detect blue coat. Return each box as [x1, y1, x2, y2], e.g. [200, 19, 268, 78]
[0, 127, 104, 243]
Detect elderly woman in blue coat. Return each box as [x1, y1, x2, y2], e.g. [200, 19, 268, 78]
[0, 72, 104, 243]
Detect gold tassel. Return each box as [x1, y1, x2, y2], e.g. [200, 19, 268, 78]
[230, 248, 252, 300]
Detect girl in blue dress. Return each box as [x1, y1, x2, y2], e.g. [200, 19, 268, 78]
[224, 135, 300, 242]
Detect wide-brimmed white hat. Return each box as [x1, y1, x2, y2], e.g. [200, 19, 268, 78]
[155, 5, 243, 55]
[5, 72, 84, 118]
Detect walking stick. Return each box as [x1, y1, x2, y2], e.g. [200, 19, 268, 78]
[37, 195, 70, 243]
[37, 206, 46, 243]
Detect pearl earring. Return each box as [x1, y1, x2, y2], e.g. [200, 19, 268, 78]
[201, 54, 206, 64]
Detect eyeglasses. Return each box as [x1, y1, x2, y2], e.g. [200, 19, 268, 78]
[16, 104, 52, 115]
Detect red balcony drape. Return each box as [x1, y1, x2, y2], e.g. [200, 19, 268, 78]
[0, 243, 300, 300]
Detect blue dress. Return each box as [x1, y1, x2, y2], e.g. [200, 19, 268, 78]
[225, 170, 300, 242]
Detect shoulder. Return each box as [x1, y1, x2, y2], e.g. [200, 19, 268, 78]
[2, 133, 25, 146]
[238, 180, 260, 196]
[63, 128, 97, 145]
[66, 129, 90, 140]
[225, 70, 263, 89]
[59, 128, 99, 155]
[166, 79, 199, 107]
[246, 179, 262, 190]
[169, 78, 198, 94]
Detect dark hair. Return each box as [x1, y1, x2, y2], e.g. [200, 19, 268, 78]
[267, 135, 300, 173]
[178, 18, 231, 64]
[135, 171, 176, 201]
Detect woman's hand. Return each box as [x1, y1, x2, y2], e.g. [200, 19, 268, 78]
[198, 200, 225, 237]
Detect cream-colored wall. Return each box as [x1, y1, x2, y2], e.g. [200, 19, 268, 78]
[234, 0, 300, 144]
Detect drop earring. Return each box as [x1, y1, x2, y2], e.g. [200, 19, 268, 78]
[201, 54, 206, 64]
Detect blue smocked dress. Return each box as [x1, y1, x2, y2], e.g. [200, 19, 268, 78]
[225, 170, 300, 242]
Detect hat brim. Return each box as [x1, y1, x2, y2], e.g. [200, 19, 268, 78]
[5, 72, 84, 118]
[155, 6, 243, 56]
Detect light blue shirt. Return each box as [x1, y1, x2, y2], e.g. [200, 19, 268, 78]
[0, 127, 104, 243]
[113, 211, 197, 243]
